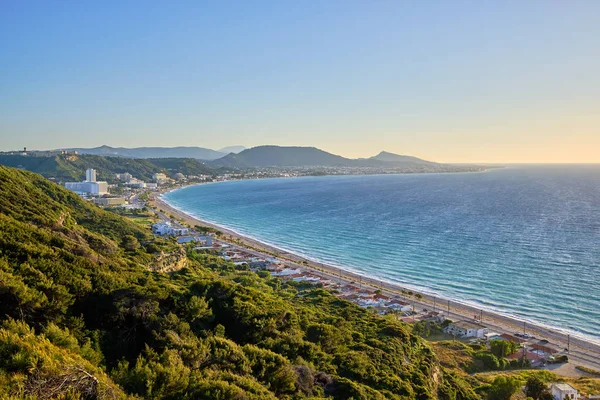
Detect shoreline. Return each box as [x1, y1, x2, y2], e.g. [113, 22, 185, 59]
[150, 185, 600, 370]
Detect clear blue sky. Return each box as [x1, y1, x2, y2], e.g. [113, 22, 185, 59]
[1, 1, 599, 162]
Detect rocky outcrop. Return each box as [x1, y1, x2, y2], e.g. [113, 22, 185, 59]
[148, 247, 187, 273]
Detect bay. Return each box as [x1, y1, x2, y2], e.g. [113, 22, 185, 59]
[163, 165, 600, 341]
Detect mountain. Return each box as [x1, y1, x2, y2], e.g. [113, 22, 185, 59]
[212, 146, 353, 167]
[370, 151, 437, 166]
[218, 145, 246, 154]
[63, 145, 226, 160]
[0, 154, 214, 182]
[211, 146, 484, 173]
[0, 165, 480, 399]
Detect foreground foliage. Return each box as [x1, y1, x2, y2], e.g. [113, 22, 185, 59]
[0, 166, 482, 399]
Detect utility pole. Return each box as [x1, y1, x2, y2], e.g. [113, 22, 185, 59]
[480, 309, 483, 322]
[567, 334, 570, 353]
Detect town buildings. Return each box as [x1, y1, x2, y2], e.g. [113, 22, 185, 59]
[115, 172, 133, 182]
[65, 169, 109, 195]
[152, 221, 189, 236]
[152, 172, 168, 182]
[444, 320, 489, 338]
[85, 168, 96, 182]
[93, 197, 127, 207]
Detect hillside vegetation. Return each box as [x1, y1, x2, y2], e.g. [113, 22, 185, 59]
[0, 154, 214, 183]
[0, 166, 483, 399]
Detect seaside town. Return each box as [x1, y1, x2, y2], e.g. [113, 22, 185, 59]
[144, 213, 599, 399]
[33, 164, 600, 399]
[0, 157, 598, 398]
[4, 3, 600, 398]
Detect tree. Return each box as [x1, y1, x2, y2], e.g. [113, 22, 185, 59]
[186, 296, 212, 322]
[525, 376, 546, 399]
[490, 340, 517, 358]
[121, 235, 140, 251]
[474, 352, 500, 370]
[525, 376, 553, 400]
[539, 392, 555, 400]
[487, 376, 521, 400]
[490, 339, 517, 358]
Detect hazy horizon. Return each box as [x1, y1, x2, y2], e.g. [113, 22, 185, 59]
[5, 143, 600, 165]
[2, 1, 599, 163]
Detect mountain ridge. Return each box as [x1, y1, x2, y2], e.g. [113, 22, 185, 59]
[0, 154, 214, 182]
[61, 145, 227, 160]
[211, 145, 481, 172]
[370, 151, 438, 165]
[218, 145, 246, 154]
[212, 145, 352, 168]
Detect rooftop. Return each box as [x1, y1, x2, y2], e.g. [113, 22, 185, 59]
[451, 320, 488, 330]
[552, 383, 577, 392]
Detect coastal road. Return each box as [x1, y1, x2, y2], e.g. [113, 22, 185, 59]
[218, 237, 600, 371]
[149, 194, 600, 373]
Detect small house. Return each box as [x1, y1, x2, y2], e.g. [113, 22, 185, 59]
[444, 320, 489, 338]
[550, 383, 579, 400]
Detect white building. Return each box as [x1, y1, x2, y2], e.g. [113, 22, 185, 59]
[271, 268, 302, 277]
[444, 320, 489, 338]
[551, 383, 578, 400]
[65, 168, 109, 195]
[65, 181, 108, 195]
[387, 301, 413, 312]
[152, 222, 172, 235]
[86, 168, 97, 182]
[171, 227, 189, 236]
[127, 180, 147, 188]
[152, 222, 189, 236]
[153, 172, 168, 181]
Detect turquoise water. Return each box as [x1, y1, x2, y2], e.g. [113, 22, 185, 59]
[163, 166, 600, 342]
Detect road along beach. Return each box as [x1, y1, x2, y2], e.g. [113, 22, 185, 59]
[151, 191, 600, 371]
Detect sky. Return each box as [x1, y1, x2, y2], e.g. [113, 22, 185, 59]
[1, 1, 599, 163]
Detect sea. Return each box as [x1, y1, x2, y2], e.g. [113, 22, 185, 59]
[162, 165, 600, 343]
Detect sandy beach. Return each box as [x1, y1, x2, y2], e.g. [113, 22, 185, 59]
[150, 189, 600, 371]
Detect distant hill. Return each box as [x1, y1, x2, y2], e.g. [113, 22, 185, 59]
[369, 151, 437, 166]
[211, 146, 482, 173]
[212, 146, 352, 167]
[62, 145, 226, 160]
[0, 154, 214, 182]
[218, 145, 246, 154]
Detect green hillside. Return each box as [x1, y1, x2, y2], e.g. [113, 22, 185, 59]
[0, 154, 214, 183]
[0, 166, 480, 399]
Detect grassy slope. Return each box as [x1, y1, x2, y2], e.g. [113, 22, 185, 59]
[0, 166, 480, 399]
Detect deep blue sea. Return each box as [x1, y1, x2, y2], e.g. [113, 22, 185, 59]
[163, 166, 600, 342]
